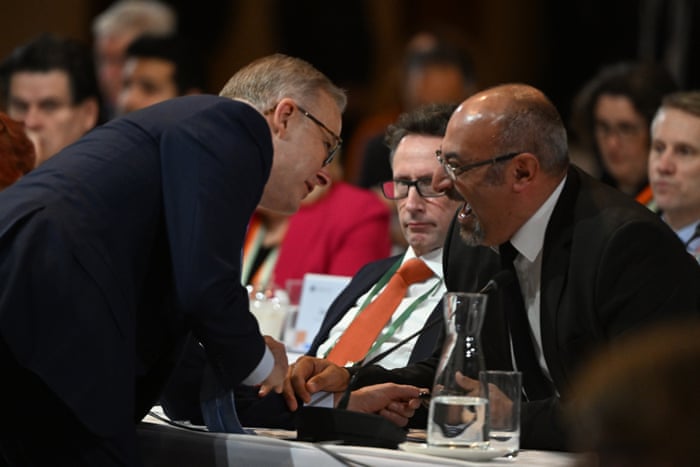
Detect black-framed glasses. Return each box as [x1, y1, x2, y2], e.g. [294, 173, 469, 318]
[381, 178, 445, 200]
[296, 104, 343, 166]
[435, 150, 521, 181]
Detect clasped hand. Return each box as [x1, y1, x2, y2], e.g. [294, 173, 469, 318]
[260, 355, 428, 427]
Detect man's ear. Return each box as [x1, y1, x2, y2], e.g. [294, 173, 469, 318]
[269, 97, 296, 137]
[511, 153, 538, 191]
[78, 97, 99, 132]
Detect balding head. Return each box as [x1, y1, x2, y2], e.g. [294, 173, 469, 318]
[448, 84, 569, 176]
[433, 83, 570, 246]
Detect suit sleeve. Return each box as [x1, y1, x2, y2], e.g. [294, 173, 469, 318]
[160, 101, 274, 389]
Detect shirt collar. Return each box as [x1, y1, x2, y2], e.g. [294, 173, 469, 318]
[403, 247, 443, 278]
[674, 221, 700, 244]
[510, 176, 567, 262]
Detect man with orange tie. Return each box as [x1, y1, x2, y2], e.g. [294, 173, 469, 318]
[160, 103, 464, 428]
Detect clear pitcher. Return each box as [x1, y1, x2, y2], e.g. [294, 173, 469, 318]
[427, 292, 489, 448]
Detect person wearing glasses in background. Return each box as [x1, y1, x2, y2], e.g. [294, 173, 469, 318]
[569, 61, 678, 205]
[0, 54, 345, 466]
[283, 83, 700, 451]
[160, 103, 460, 429]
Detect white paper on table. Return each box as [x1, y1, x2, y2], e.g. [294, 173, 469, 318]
[289, 273, 351, 353]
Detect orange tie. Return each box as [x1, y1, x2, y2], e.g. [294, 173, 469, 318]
[327, 258, 434, 366]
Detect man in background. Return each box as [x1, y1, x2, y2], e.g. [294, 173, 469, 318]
[649, 90, 700, 261]
[92, 0, 176, 118]
[116, 34, 206, 115]
[0, 34, 103, 166]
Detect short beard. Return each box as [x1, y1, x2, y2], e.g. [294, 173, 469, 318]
[459, 218, 485, 246]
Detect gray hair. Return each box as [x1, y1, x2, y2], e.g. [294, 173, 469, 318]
[92, 0, 177, 37]
[219, 54, 347, 114]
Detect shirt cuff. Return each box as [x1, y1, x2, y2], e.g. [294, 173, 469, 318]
[241, 345, 273, 385]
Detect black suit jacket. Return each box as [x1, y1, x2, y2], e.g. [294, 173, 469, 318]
[352, 166, 700, 450]
[0, 96, 273, 437]
[218, 254, 445, 428]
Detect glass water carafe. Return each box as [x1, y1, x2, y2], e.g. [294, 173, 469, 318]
[427, 292, 489, 448]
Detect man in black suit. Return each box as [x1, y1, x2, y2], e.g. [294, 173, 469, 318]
[0, 54, 345, 466]
[283, 84, 700, 450]
[161, 103, 463, 429]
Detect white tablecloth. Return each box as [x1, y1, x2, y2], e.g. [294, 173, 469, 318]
[138, 420, 581, 466]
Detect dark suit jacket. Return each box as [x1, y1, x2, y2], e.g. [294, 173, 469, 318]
[209, 254, 444, 429]
[0, 95, 273, 437]
[352, 165, 700, 450]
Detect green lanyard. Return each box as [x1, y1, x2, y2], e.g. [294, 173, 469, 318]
[323, 257, 442, 359]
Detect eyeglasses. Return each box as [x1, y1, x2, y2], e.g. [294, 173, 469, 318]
[594, 121, 644, 141]
[435, 150, 521, 181]
[381, 178, 445, 200]
[296, 104, 343, 166]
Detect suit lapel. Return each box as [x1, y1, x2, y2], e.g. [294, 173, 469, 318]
[307, 256, 401, 355]
[539, 166, 579, 386]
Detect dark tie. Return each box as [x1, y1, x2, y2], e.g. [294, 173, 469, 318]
[499, 242, 554, 400]
[327, 258, 434, 366]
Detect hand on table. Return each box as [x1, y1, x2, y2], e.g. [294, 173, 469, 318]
[282, 356, 350, 411]
[347, 383, 428, 427]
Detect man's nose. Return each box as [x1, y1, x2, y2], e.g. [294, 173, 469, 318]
[655, 149, 676, 173]
[431, 165, 452, 193]
[22, 106, 43, 130]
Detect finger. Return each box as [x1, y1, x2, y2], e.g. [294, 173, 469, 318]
[306, 366, 350, 393]
[378, 408, 409, 427]
[387, 401, 417, 418]
[282, 377, 300, 412]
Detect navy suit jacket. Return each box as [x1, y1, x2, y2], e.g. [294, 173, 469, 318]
[351, 166, 700, 450]
[0, 95, 273, 436]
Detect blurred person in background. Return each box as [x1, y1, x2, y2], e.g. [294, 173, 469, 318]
[0, 112, 35, 190]
[648, 90, 700, 261]
[116, 34, 206, 115]
[570, 61, 678, 205]
[567, 318, 700, 467]
[92, 0, 177, 118]
[0, 33, 103, 166]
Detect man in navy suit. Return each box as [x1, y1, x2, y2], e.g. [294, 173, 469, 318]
[0, 54, 346, 466]
[283, 84, 700, 450]
[161, 103, 463, 429]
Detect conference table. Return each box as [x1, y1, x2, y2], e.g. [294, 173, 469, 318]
[138, 412, 582, 466]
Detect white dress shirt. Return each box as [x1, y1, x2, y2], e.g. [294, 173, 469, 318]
[315, 247, 445, 369]
[509, 177, 566, 390]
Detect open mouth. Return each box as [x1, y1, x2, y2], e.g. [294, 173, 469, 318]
[457, 203, 473, 221]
